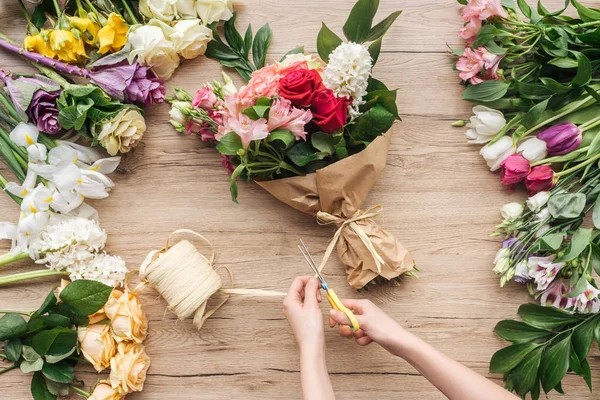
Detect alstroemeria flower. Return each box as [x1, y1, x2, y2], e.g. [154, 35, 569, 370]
[528, 256, 565, 291]
[267, 98, 312, 140]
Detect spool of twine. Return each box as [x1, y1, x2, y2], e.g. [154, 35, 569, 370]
[138, 229, 285, 330]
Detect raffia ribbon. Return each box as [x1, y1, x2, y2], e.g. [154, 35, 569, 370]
[315, 205, 386, 275]
[138, 229, 285, 330]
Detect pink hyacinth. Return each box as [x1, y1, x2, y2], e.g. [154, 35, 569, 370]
[459, 18, 482, 42]
[267, 98, 313, 141]
[192, 85, 218, 110]
[462, 0, 508, 21]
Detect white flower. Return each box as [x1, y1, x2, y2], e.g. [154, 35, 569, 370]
[175, 0, 197, 17]
[535, 208, 550, 222]
[96, 109, 146, 156]
[465, 106, 506, 144]
[196, 0, 233, 25]
[10, 122, 39, 147]
[213, 72, 237, 97]
[323, 42, 372, 119]
[517, 137, 547, 162]
[68, 253, 127, 287]
[535, 224, 551, 238]
[514, 261, 531, 283]
[501, 202, 524, 222]
[528, 256, 564, 291]
[480, 136, 515, 171]
[139, 0, 177, 22]
[279, 53, 325, 70]
[128, 24, 180, 80]
[527, 191, 550, 212]
[573, 283, 600, 313]
[170, 20, 213, 59]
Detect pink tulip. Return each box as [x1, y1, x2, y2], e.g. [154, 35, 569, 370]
[500, 155, 530, 186]
[525, 166, 555, 196]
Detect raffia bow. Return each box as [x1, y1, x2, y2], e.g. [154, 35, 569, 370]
[315, 205, 386, 275]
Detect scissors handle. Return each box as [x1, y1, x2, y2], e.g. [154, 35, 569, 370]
[326, 288, 360, 331]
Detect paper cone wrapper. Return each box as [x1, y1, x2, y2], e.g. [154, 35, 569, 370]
[257, 133, 415, 289]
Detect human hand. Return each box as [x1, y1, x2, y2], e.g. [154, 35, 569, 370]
[329, 299, 408, 357]
[283, 276, 324, 354]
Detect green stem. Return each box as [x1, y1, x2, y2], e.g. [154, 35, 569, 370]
[0, 365, 17, 375]
[0, 270, 69, 285]
[120, 0, 139, 24]
[572, 20, 600, 29]
[279, 161, 303, 176]
[0, 126, 27, 160]
[530, 146, 588, 167]
[581, 117, 600, 133]
[69, 384, 91, 398]
[32, 64, 71, 88]
[83, 0, 99, 14]
[0, 252, 29, 267]
[0, 310, 32, 316]
[17, 0, 33, 26]
[38, 133, 58, 149]
[0, 171, 22, 205]
[523, 96, 595, 136]
[51, 0, 62, 26]
[0, 91, 22, 124]
[556, 153, 600, 178]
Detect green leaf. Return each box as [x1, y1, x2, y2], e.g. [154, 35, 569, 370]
[540, 334, 571, 393]
[29, 315, 72, 334]
[34, 290, 58, 317]
[5, 337, 22, 362]
[311, 132, 336, 156]
[252, 24, 272, 69]
[571, 319, 595, 361]
[49, 303, 88, 327]
[462, 80, 510, 102]
[44, 347, 76, 364]
[31, 371, 57, 400]
[494, 320, 552, 343]
[317, 23, 343, 62]
[32, 328, 77, 356]
[540, 232, 564, 251]
[280, 46, 305, 63]
[490, 343, 539, 374]
[365, 10, 402, 42]
[368, 37, 382, 65]
[548, 57, 579, 69]
[518, 303, 581, 330]
[266, 129, 296, 150]
[242, 24, 253, 58]
[229, 164, 244, 203]
[512, 346, 544, 396]
[472, 24, 500, 48]
[571, 0, 600, 22]
[572, 54, 592, 87]
[241, 107, 260, 120]
[217, 132, 244, 155]
[45, 380, 69, 397]
[343, 0, 379, 43]
[41, 362, 75, 384]
[563, 274, 590, 298]
[0, 313, 28, 340]
[517, 0, 533, 17]
[59, 280, 112, 316]
[363, 90, 399, 119]
[224, 12, 244, 52]
[557, 228, 593, 262]
[287, 141, 325, 167]
[349, 105, 395, 142]
[547, 193, 586, 219]
[253, 105, 270, 118]
[21, 346, 44, 373]
[31, 0, 53, 29]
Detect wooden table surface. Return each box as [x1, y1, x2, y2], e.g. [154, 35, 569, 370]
[1, 0, 598, 399]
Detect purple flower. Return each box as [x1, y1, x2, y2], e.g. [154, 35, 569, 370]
[502, 237, 520, 249]
[26, 89, 62, 134]
[537, 122, 582, 155]
[124, 65, 165, 106]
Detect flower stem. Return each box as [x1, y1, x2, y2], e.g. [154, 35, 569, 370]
[16, 0, 33, 26]
[0, 126, 28, 160]
[580, 116, 600, 133]
[0, 310, 32, 316]
[556, 153, 600, 178]
[69, 384, 91, 398]
[120, 0, 139, 25]
[0, 270, 69, 285]
[0, 252, 29, 267]
[0, 172, 21, 205]
[523, 95, 595, 136]
[0, 365, 17, 375]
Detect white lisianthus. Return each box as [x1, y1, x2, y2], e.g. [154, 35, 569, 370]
[169, 106, 188, 126]
[128, 24, 180, 80]
[213, 72, 237, 97]
[196, 0, 234, 25]
[535, 224, 551, 238]
[535, 208, 550, 222]
[514, 261, 531, 283]
[526, 191, 550, 212]
[170, 20, 213, 59]
[480, 136, 516, 171]
[323, 42, 372, 119]
[139, 0, 177, 22]
[492, 248, 510, 275]
[96, 109, 146, 156]
[175, 0, 197, 17]
[67, 253, 128, 287]
[465, 106, 506, 144]
[517, 137, 547, 162]
[501, 202, 524, 222]
[280, 53, 326, 70]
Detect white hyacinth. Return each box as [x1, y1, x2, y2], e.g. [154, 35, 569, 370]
[67, 253, 128, 287]
[323, 42, 373, 119]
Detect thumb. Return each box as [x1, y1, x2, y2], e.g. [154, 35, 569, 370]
[329, 309, 351, 326]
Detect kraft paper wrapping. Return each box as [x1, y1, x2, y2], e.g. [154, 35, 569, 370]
[257, 133, 415, 289]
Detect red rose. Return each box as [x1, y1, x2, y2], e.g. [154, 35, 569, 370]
[279, 69, 324, 107]
[311, 89, 350, 134]
[525, 166, 555, 195]
[500, 155, 530, 186]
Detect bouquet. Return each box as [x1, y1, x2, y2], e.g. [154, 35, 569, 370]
[453, 0, 600, 397]
[168, 0, 415, 290]
[0, 279, 150, 399]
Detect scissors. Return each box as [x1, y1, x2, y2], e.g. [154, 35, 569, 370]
[298, 239, 360, 332]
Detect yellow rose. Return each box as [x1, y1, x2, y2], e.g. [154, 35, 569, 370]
[98, 14, 129, 54]
[69, 16, 101, 45]
[49, 29, 87, 62]
[104, 289, 148, 343]
[96, 109, 146, 156]
[109, 342, 151, 393]
[23, 34, 56, 58]
[89, 380, 124, 400]
[77, 324, 118, 372]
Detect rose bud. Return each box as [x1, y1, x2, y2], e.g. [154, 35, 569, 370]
[525, 166, 555, 195]
[500, 154, 530, 186]
[537, 122, 582, 155]
[279, 68, 325, 108]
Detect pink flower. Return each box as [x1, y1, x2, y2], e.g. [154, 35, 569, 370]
[228, 114, 269, 148]
[184, 121, 202, 136]
[480, 47, 502, 79]
[527, 256, 565, 291]
[456, 48, 484, 84]
[540, 280, 600, 313]
[459, 18, 482, 41]
[267, 98, 313, 140]
[221, 155, 237, 175]
[208, 109, 222, 126]
[192, 85, 217, 110]
[462, 0, 507, 21]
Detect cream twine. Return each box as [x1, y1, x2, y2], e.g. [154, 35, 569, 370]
[315, 205, 386, 274]
[138, 229, 285, 330]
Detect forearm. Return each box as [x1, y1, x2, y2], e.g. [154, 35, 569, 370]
[300, 346, 335, 400]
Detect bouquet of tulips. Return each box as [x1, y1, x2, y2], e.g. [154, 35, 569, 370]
[453, 0, 600, 397]
[168, 0, 415, 290]
[0, 279, 150, 400]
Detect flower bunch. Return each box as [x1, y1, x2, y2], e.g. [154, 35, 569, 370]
[0, 280, 150, 400]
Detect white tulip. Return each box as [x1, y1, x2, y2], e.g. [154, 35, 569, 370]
[175, 0, 197, 18]
[10, 122, 39, 147]
[465, 106, 506, 144]
[170, 20, 213, 59]
[139, 0, 177, 22]
[526, 191, 550, 212]
[480, 136, 515, 171]
[196, 0, 233, 25]
[128, 24, 180, 80]
[517, 137, 547, 162]
[501, 202, 524, 222]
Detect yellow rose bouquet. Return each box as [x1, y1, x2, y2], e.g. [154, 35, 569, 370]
[0, 280, 151, 400]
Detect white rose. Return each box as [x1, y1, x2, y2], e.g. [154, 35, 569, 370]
[196, 0, 233, 25]
[139, 0, 177, 22]
[128, 24, 180, 80]
[526, 191, 550, 212]
[480, 136, 515, 171]
[170, 20, 213, 59]
[465, 106, 506, 144]
[96, 109, 146, 156]
[175, 0, 197, 17]
[501, 202, 524, 222]
[517, 137, 547, 162]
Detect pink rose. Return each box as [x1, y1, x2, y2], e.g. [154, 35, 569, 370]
[459, 18, 482, 41]
[192, 85, 217, 110]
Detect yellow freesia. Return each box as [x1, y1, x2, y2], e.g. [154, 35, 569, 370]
[23, 34, 56, 58]
[68, 16, 101, 45]
[98, 13, 129, 54]
[49, 29, 87, 62]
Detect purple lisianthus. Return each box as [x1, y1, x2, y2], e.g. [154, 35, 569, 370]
[26, 89, 62, 134]
[124, 65, 165, 106]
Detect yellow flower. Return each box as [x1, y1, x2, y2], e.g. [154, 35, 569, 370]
[77, 324, 118, 372]
[69, 16, 101, 45]
[89, 380, 124, 400]
[23, 34, 56, 58]
[109, 342, 151, 393]
[98, 14, 129, 54]
[104, 289, 148, 343]
[49, 29, 88, 62]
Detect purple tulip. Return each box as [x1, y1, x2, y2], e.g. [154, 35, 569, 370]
[537, 122, 582, 155]
[27, 89, 62, 134]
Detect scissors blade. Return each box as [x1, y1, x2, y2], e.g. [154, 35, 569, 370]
[298, 239, 327, 285]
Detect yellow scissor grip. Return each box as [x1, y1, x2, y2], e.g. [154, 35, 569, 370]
[326, 288, 360, 331]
